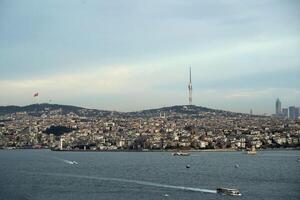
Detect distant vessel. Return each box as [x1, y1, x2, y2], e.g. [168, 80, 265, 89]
[65, 160, 78, 165]
[172, 151, 190, 156]
[246, 146, 257, 155]
[217, 187, 241, 196]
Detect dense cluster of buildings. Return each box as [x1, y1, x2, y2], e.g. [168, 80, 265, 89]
[0, 105, 299, 151]
[275, 98, 300, 120]
[1, 68, 298, 151]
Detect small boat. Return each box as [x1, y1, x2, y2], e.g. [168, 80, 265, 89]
[172, 151, 190, 156]
[186, 164, 190, 168]
[246, 146, 256, 155]
[67, 161, 78, 165]
[217, 187, 241, 196]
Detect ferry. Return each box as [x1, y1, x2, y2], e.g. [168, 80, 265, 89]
[172, 151, 190, 156]
[217, 187, 241, 196]
[246, 146, 257, 155]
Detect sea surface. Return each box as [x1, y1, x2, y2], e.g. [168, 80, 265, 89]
[0, 150, 299, 200]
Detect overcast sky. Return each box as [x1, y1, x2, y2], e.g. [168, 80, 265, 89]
[0, 0, 299, 114]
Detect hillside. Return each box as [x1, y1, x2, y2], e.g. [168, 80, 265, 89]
[0, 104, 253, 118]
[124, 105, 249, 118]
[0, 103, 112, 117]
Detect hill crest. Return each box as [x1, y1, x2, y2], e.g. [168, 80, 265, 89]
[0, 103, 251, 118]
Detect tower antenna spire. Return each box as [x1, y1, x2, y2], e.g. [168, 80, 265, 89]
[189, 66, 191, 82]
[188, 66, 192, 105]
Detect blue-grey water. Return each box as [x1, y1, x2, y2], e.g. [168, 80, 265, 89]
[0, 150, 299, 200]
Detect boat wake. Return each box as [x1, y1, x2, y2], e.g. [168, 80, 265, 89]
[49, 156, 78, 165]
[63, 160, 78, 165]
[23, 171, 216, 194]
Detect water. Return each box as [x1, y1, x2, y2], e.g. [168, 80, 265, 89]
[0, 150, 299, 200]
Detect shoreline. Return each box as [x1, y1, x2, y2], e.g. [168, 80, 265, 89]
[1, 147, 299, 152]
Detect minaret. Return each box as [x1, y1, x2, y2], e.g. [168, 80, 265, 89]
[188, 67, 192, 105]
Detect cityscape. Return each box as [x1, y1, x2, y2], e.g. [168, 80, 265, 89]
[0, 1, 299, 200]
[274, 98, 300, 120]
[1, 70, 299, 151]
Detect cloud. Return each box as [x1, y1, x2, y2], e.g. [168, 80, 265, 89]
[225, 91, 263, 99]
[0, 0, 299, 113]
[0, 65, 137, 103]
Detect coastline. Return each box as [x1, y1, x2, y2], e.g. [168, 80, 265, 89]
[1, 147, 299, 152]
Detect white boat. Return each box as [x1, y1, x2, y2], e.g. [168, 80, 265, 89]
[217, 187, 241, 196]
[65, 160, 78, 165]
[172, 151, 190, 156]
[246, 146, 256, 155]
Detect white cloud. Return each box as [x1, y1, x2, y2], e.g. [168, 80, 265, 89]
[0, 65, 140, 105]
[1, 0, 300, 113]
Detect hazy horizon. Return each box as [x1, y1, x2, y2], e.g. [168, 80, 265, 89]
[1, 0, 299, 114]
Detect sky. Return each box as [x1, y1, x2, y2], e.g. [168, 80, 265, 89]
[0, 0, 299, 114]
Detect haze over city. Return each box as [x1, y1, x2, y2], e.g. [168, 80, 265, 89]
[0, 0, 299, 114]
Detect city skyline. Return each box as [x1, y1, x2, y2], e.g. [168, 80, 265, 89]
[0, 0, 300, 114]
[275, 97, 299, 119]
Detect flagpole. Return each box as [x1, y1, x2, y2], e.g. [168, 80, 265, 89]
[33, 92, 39, 104]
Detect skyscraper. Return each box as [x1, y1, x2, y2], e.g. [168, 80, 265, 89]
[288, 106, 299, 120]
[188, 67, 192, 105]
[275, 98, 281, 116]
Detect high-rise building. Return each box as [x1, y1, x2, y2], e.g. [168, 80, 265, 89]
[275, 98, 281, 116]
[188, 67, 192, 105]
[297, 107, 300, 120]
[282, 108, 288, 118]
[289, 106, 297, 119]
